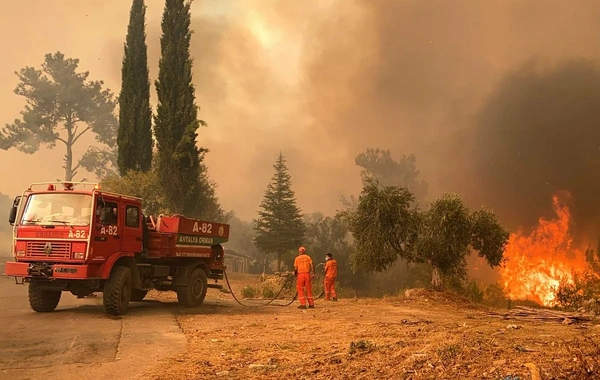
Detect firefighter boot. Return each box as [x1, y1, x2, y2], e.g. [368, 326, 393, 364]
[332, 297, 338, 301]
[298, 305, 307, 309]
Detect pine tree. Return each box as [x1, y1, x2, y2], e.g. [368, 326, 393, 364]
[0, 52, 118, 180]
[117, 0, 153, 174]
[154, 0, 208, 215]
[254, 153, 306, 272]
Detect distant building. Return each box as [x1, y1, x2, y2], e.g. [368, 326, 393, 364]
[223, 248, 251, 273]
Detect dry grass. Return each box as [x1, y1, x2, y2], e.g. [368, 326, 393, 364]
[144, 273, 600, 380]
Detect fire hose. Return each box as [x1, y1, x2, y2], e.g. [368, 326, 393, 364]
[223, 263, 326, 307]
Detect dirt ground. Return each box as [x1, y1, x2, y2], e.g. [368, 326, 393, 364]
[143, 273, 600, 380]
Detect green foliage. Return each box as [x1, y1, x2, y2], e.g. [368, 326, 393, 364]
[303, 212, 349, 261]
[554, 271, 600, 310]
[262, 286, 275, 299]
[101, 168, 168, 216]
[118, 0, 153, 174]
[355, 148, 429, 202]
[470, 208, 510, 267]
[253, 153, 305, 271]
[345, 181, 509, 290]
[0, 52, 118, 181]
[416, 193, 473, 280]
[226, 213, 262, 272]
[554, 242, 600, 310]
[483, 282, 510, 307]
[154, 0, 212, 217]
[464, 280, 484, 303]
[302, 212, 369, 288]
[342, 178, 421, 273]
[416, 194, 509, 287]
[101, 161, 226, 222]
[241, 286, 257, 299]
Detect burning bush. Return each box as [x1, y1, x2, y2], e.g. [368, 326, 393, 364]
[500, 193, 588, 307]
[554, 244, 600, 312]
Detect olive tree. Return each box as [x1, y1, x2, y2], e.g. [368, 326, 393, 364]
[344, 181, 509, 290]
[342, 179, 421, 273]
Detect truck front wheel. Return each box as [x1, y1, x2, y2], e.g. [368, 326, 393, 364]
[176, 268, 207, 307]
[28, 281, 61, 312]
[103, 266, 132, 315]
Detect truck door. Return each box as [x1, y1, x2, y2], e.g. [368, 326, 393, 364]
[92, 197, 122, 260]
[122, 203, 143, 253]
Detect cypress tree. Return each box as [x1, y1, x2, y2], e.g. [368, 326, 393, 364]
[254, 153, 306, 272]
[117, 0, 153, 174]
[154, 0, 206, 215]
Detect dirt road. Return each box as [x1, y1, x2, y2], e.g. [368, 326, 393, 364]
[0, 263, 186, 380]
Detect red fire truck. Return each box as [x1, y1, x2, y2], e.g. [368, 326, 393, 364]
[3, 181, 230, 315]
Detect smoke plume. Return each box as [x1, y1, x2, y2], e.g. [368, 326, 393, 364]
[2, 0, 600, 233]
[469, 59, 600, 242]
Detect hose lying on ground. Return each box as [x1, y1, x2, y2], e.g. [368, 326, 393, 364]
[223, 266, 326, 307]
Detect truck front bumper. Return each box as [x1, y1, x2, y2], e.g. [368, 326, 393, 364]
[4, 261, 91, 279]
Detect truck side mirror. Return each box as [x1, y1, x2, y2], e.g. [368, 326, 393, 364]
[8, 196, 21, 226]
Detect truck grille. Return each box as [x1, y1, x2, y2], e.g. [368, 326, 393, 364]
[26, 242, 71, 259]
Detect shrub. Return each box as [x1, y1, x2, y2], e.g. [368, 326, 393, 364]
[262, 286, 275, 299]
[241, 286, 256, 298]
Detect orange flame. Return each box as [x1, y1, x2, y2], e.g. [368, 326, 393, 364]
[499, 194, 587, 306]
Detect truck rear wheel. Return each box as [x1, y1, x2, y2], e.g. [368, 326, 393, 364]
[103, 266, 132, 315]
[176, 268, 207, 307]
[130, 290, 148, 302]
[28, 281, 61, 312]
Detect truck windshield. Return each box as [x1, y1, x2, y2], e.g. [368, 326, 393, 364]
[20, 193, 93, 227]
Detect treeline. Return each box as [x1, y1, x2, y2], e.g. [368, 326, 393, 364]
[0, 0, 223, 222]
[228, 147, 510, 297]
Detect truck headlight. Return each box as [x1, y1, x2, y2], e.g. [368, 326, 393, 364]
[15, 250, 25, 257]
[73, 252, 85, 259]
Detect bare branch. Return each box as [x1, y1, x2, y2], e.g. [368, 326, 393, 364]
[73, 126, 92, 144]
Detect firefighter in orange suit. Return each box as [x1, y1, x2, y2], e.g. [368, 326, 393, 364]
[324, 252, 338, 301]
[294, 246, 315, 309]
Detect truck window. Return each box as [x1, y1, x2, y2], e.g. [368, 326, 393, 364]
[102, 201, 118, 225]
[125, 206, 140, 228]
[21, 193, 92, 227]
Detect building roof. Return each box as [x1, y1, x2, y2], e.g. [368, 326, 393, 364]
[223, 248, 252, 259]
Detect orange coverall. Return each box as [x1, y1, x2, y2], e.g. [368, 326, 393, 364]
[294, 254, 314, 307]
[324, 258, 338, 300]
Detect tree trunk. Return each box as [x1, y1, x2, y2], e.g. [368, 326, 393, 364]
[64, 142, 73, 181]
[431, 266, 443, 290]
[276, 252, 281, 272]
[263, 253, 268, 275]
[64, 119, 74, 181]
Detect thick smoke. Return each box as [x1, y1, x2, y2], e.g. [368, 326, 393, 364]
[469, 59, 600, 241]
[301, 0, 600, 236]
[3, 0, 600, 228]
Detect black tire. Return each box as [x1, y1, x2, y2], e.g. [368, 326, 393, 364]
[28, 281, 61, 312]
[130, 289, 148, 302]
[103, 266, 132, 315]
[176, 268, 208, 307]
